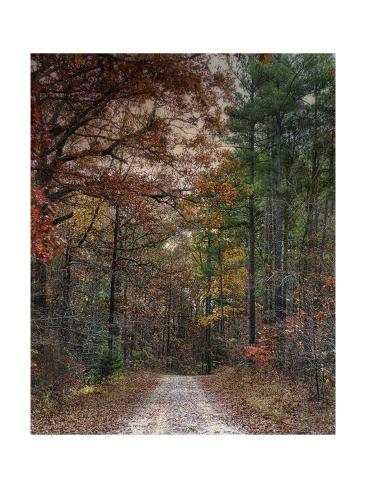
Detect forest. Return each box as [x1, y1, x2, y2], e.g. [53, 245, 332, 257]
[31, 53, 335, 435]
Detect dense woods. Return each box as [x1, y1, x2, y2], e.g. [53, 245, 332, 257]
[31, 53, 335, 433]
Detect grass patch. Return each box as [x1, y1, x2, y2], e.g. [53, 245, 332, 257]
[76, 385, 103, 396]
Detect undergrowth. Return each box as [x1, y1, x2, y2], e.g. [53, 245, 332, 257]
[31, 370, 158, 434]
[202, 366, 335, 434]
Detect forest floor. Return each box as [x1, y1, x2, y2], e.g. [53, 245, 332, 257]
[31, 371, 159, 434]
[31, 368, 335, 435]
[200, 366, 335, 434]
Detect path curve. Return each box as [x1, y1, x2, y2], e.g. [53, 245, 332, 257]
[116, 374, 245, 434]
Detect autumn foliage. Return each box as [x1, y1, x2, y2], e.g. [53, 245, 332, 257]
[30, 54, 233, 263]
[31, 187, 61, 262]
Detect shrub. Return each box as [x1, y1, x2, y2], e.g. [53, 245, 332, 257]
[90, 347, 124, 384]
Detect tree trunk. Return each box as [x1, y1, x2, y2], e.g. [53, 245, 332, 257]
[205, 297, 212, 374]
[263, 195, 273, 323]
[108, 204, 120, 352]
[274, 114, 283, 321]
[122, 279, 128, 362]
[248, 118, 256, 344]
[282, 205, 289, 316]
[205, 232, 212, 374]
[218, 245, 225, 337]
[61, 240, 72, 345]
[165, 284, 172, 370]
[319, 194, 330, 272]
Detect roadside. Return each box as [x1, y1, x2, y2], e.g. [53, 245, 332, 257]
[199, 366, 335, 435]
[31, 367, 334, 435]
[31, 371, 159, 434]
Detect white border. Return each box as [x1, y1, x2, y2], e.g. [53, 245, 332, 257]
[1, 1, 365, 487]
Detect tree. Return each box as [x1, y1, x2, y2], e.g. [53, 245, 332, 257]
[31, 53, 230, 311]
[31, 54, 232, 379]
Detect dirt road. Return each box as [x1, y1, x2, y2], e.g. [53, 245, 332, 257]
[116, 374, 245, 434]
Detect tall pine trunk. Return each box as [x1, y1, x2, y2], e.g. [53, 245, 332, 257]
[263, 195, 273, 323]
[282, 204, 289, 316]
[248, 118, 256, 343]
[274, 114, 283, 321]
